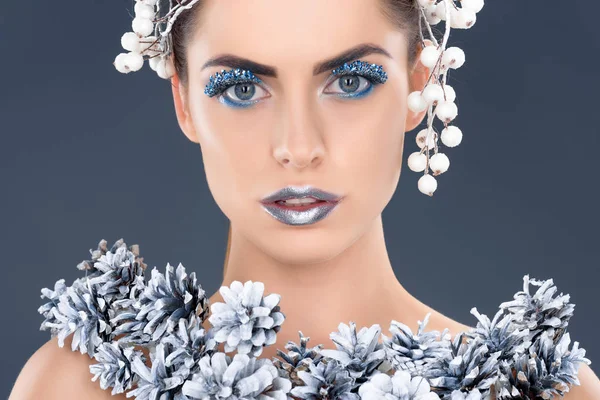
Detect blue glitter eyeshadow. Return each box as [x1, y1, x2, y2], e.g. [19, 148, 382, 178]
[331, 60, 388, 84]
[204, 68, 262, 97]
[203, 60, 388, 106]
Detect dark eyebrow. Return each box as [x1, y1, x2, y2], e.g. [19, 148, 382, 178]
[200, 43, 393, 77]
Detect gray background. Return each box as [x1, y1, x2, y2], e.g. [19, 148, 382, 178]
[1, 0, 599, 396]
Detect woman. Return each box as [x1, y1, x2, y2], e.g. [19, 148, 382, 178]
[10, 0, 599, 399]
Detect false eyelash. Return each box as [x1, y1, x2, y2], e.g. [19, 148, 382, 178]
[203, 60, 388, 100]
[330, 60, 388, 85]
[204, 68, 262, 98]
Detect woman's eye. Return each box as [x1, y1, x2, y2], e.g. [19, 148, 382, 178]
[219, 82, 269, 108]
[323, 74, 374, 98]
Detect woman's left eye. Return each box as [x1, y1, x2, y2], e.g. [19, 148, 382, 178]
[218, 82, 269, 108]
[323, 74, 375, 99]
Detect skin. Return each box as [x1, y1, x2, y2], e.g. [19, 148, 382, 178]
[10, 0, 599, 398]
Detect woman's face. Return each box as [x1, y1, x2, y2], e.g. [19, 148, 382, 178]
[172, 0, 429, 265]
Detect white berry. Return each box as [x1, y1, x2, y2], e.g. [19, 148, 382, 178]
[125, 52, 144, 72]
[420, 46, 441, 69]
[121, 32, 141, 52]
[425, 4, 442, 25]
[461, 0, 485, 13]
[430, 153, 450, 175]
[416, 128, 437, 150]
[156, 57, 174, 79]
[114, 53, 130, 74]
[418, 0, 436, 6]
[149, 56, 160, 71]
[442, 84, 456, 102]
[442, 47, 465, 70]
[435, 101, 458, 123]
[422, 84, 445, 105]
[451, 8, 477, 29]
[132, 17, 154, 37]
[135, 3, 155, 19]
[142, 0, 158, 6]
[408, 152, 427, 172]
[418, 174, 438, 196]
[441, 125, 463, 147]
[408, 91, 428, 113]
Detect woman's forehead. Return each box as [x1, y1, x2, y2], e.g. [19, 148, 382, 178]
[190, 0, 407, 74]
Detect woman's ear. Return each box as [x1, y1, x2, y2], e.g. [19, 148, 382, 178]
[171, 72, 200, 144]
[404, 39, 433, 133]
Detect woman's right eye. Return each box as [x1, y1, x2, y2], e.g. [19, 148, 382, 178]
[219, 82, 270, 108]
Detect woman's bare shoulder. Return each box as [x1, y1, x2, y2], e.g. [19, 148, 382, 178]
[9, 335, 126, 400]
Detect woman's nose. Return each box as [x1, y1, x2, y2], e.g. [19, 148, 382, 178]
[272, 96, 326, 169]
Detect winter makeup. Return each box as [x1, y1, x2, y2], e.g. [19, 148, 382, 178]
[203, 60, 388, 109]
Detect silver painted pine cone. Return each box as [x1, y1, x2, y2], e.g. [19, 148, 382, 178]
[494, 330, 591, 399]
[358, 370, 441, 400]
[89, 341, 145, 395]
[274, 330, 324, 386]
[382, 313, 453, 378]
[127, 341, 190, 399]
[180, 352, 292, 399]
[83, 238, 147, 303]
[427, 333, 501, 398]
[41, 277, 112, 357]
[319, 321, 387, 388]
[290, 358, 359, 400]
[133, 262, 210, 342]
[499, 275, 575, 345]
[208, 280, 285, 357]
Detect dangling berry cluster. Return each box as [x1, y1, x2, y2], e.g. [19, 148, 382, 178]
[406, 0, 485, 196]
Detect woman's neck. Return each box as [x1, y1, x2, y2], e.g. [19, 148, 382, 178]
[205, 215, 432, 358]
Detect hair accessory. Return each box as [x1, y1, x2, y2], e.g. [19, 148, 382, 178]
[113, 0, 201, 79]
[114, 0, 485, 196]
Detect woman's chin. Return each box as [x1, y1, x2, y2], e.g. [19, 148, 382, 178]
[254, 230, 349, 265]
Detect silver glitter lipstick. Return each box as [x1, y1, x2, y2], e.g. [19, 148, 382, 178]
[260, 185, 343, 226]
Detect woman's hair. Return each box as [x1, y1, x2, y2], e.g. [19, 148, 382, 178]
[169, 0, 423, 274]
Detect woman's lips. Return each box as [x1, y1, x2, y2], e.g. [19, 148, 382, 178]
[259, 199, 342, 226]
[267, 199, 330, 211]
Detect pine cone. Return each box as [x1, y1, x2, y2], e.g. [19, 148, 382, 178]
[42, 277, 112, 357]
[180, 352, 292, 399]
[358, 370, 441, 400]
[208, 280, 285, 357]
[499, 275, 574, 345]
[427, 333, 501, 398]
[89, 341, 144, 395]
[319, 321, 387, 388]
[466, 307, 531, 364]
[494, 331, 591, 399]
[109, 275, 154, 346]
[290, 358, 359, 400]
[38, 278, 68, 336]
[448, 388, 486, 399]
[127, 341, 190, 399]
[160, 313, 218, 377]
[382, 313, 452, 378]
[134, 262, 210, 343]
[83, 238, 147, 303]
[274, 330, 324, 386]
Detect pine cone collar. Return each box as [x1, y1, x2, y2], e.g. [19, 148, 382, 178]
[37, 238, 592, 399]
